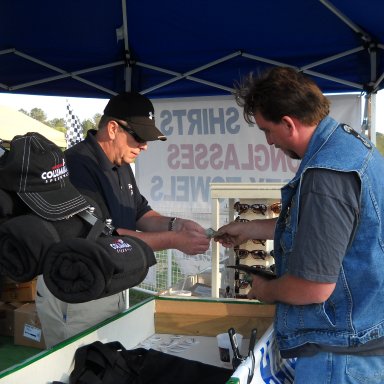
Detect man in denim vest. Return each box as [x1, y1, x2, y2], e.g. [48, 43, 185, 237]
[215, 67, 384, 383]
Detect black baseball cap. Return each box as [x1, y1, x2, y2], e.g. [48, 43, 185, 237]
[103, 92, 167, 142]
[0, 132, 90, 220]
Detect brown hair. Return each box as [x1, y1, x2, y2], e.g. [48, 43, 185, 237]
[234, 66, 330, 126]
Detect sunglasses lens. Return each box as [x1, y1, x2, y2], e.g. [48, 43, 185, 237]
[234, 202, 249, 213]
[251, 250, 267, 259]
[235, 249, 248, 258]
[117, 122, 146, 143]
[130, 130, 145, 143]
[252, 204, 267, 214]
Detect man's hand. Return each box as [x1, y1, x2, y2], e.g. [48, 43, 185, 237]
[213, 221, 251, 247]
[174, 230, 211, 255]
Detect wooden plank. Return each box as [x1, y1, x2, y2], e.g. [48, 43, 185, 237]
[155, 313, 274, 337]
[155, 298, 275, 318]
[155, 298, 275, 338]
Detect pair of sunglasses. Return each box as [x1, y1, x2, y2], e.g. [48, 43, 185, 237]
[116, 121, 146, 144]
[234, 202, 267, 215]
[234, 248, 268, 260]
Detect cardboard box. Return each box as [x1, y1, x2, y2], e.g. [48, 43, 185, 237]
[14, 302, 46, 349]
[0, 278, 37, 302]
[0, 302, 23, 336]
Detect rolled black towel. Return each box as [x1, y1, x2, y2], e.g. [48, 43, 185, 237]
[97, 235, 157, 294]
[0, 189, 14, 217]
[43, 235, 156, 303]
[0, 215, 59, 282]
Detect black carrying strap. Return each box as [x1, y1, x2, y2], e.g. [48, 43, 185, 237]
[69, 341, 137, 384]
[77, 209, 115, 240]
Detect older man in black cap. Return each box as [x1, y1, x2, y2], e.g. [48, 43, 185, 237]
[35, 92, 210, 347]
[65, 92, 209, 253]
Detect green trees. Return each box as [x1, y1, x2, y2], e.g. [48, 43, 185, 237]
[19, 108, 101, 134]
[16, 107, 384, 157]
[376, 132, 384, 156]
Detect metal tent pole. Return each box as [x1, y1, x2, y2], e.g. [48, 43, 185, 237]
[122, 0, 131, 92]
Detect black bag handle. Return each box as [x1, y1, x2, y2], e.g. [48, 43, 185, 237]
[77, 209, 115, 240]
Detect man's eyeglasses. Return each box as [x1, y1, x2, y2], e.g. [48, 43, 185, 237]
[116, 121, 146, 144]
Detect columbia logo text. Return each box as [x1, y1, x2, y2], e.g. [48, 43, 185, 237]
[41, 159, 69, 183]
[109, 239, 133, 253]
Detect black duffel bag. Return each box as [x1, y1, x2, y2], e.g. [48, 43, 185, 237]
[62, 340, 232, 384]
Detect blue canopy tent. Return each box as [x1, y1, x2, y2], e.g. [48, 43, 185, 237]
[1, 0, 383, 134]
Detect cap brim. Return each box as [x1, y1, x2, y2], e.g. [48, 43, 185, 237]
[126, 117, 167, 141]
[18, 185, 90, 221]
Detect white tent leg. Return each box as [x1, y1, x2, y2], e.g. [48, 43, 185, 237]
[362, 92, 377, 145]
[371, 93, 377, 145]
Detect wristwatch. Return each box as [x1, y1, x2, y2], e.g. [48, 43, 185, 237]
[168, 217, 177, 231]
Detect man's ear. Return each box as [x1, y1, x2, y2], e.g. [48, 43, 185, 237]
[281, 116, 296, 137]
[106, 120, 119, 140]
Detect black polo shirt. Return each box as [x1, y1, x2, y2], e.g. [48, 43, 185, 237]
[65, 130, 152, 229]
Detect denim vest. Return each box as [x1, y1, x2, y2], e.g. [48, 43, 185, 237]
[274, 116, 384, 353]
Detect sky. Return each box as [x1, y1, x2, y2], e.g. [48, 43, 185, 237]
[0, 93, 109, 122]
[0, 90, 383, 133]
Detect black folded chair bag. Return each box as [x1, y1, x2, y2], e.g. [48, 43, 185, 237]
[0, 190, 157, 301]
[66, 341, 232, 384]
[43, 235, 157, 303]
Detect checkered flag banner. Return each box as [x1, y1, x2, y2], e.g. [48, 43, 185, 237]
[65, 102, 84, 149]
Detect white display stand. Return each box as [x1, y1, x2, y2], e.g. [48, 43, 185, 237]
[210, 183, 283, 298]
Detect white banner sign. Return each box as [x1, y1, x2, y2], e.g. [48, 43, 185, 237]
[136, 94, 361, 216]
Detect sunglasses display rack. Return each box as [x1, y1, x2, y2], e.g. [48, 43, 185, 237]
[233, 199, 280, 299]
[210, 182, 284, 299]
